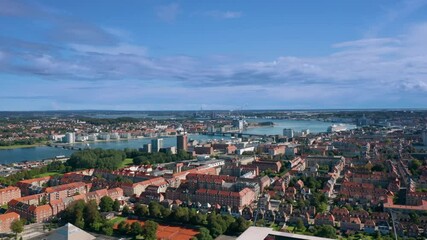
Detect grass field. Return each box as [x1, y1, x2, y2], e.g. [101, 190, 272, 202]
[108, 216, 126, 225]
[0, 144, 46, 150]
[34, 172, 63, 178]
[119, 158, 134, 168]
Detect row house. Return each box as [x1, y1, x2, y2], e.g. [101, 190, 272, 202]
[0, 212, 20, 233]
[331, 208, 350, 221]
[121, 177, 168, 196]
[345, 171, 393, 188]
[8, 187, 124, 223]
[250, 160, 282, 173]
[305, 155, 344, 168]
[340, 217, 362, 231]
[0, 186, 21, 205]
[16, 176, 51, 196]
[140, 186, 165, 204]
[44, 182, 90, 201]
[212, 143, 237, 154]
[186, 173, 237, 191]
[406, 191, 427, 206]
[339, 181, 389, 205]
[194, 187, 255, 209]
[314, 212, 335, 226]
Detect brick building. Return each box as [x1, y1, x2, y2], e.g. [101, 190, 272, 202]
[45, 182, 90, 201]
[16, 176, 51, 196]
[0, 186, 21, 205]
[0, 212, 20, 233]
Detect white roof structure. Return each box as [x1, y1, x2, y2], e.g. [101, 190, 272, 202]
[46, 223, 95, 240]
[237, 227, 334, 240]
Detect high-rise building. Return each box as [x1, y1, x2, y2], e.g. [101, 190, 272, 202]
[232, 119, 244, 130]
[177, 134, 188, 151]
[64, 132, 75, 144]
[151, 138, 163, 152]
[142, 143, 152, 153]
[422, 130, 427, 146]
[283, 128, 294, 138]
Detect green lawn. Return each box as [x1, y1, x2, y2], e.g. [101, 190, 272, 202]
[108, 216, 126, 225]
[119, 158, 134, 168]
[34, 172, 63, 178]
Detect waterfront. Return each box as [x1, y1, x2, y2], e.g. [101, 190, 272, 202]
[244, 118, 356, 135]
[0, 134, 228, 164]
[0, 119, 356, 164]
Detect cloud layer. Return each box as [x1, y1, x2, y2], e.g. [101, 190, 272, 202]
[0, 1, 427, 110]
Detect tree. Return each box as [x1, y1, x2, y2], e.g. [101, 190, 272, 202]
[296, 218, 306, 232]
[99, 196, 114, 212]
[101, 221, 114, 236]
[314, 225, 337, 239]
[161, 207, 172, 219]
[229, 217, 250, 234]
[134, 204, 149, 218]
[122, 205, 131, 216]
[11, 219, 24, 238]
[84, 200, 102, 231]
[149, 202, 162, 218]
[118, 221, 129, 235]
[113, 199, 121, 212]
[142, 220, 158, 240]
[130, 222, 143, 238]
[196, 227, 213, 240]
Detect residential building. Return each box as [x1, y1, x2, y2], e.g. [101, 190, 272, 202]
[0, 186, 21, 205]
[177, 134, 188, 151]
[0, 212, 20, 233]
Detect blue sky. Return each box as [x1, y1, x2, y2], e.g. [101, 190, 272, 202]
[0, 0, 427, 110]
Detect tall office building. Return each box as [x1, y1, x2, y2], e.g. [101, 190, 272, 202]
[142, 143, 152, 153]
[283, 128, 294, 138]
[177, 134, 188, 151]
[151, 138, 163, 152]
[232, 119, 244, 130]
[422, 130, 427, 146]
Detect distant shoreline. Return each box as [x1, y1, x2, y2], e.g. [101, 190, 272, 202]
[0, 143, 47, 150]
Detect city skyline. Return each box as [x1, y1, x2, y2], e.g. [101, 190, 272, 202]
[1, 0, 427, 110]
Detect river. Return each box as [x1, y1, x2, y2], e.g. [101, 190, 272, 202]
[0, 119, 355, 164]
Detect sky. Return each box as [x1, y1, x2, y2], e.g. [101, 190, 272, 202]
[0, 0, 427, 111]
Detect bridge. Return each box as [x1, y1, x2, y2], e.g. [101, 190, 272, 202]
[48, 143, 87, 150]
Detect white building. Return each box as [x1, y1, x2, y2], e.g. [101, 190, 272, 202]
[98, 133, 110, 141]
[50, 134, 65, 142]
[120, 132, 132, 139]
[88, 133, 98, 141]
[110, 132, 120, 140]
[64, 132, 75, 144]
[76, 134, 88, 142]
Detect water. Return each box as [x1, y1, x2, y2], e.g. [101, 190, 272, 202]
[0, 134, 228, 164]
[243, 118, 356, 135]
[0, 119, 356, 164]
